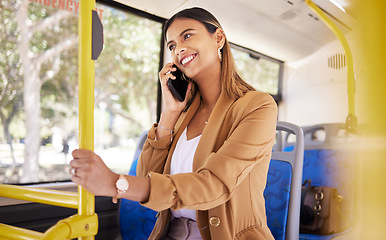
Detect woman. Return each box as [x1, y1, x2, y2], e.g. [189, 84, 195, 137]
[70, 7, 277, 240]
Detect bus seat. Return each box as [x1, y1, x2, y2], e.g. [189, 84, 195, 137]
[118, 130, 157, 240]
[132, 130, 149, 165]
[299, 123, 356, 240]
[264, 121, 304, 240]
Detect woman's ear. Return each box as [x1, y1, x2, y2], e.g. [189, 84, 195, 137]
[215, 28, 226, 49]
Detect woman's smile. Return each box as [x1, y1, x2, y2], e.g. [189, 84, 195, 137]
[180, 53, 197, 66]
[166, 18, 222, 84]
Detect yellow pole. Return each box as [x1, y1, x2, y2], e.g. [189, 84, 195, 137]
[78, 0, 96, 239]
[0, 0, 99, 238]
[305, 0, 357, 132]
[0, 224, 43, 240]
[0, 184, 78, 209]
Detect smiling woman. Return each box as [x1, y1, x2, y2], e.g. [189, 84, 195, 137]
[70, 7, 277, 240]
[2, 0, 381, 239]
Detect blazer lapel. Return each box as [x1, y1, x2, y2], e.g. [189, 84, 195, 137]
[162, 91, 235, 173]
[193, 92, 235, 171]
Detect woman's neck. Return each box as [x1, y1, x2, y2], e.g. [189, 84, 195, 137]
[194, 67, 222, 111]
[199, 83, 221, 111]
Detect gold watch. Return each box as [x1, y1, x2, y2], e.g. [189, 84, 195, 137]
[112, 174, 129, 204]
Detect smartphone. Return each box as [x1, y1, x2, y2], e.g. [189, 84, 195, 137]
[167, 65, 189, 102]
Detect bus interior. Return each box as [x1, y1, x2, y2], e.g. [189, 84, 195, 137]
[0, 0, 385, 239]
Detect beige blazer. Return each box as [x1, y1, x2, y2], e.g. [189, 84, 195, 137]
[137, 90, 277, 240]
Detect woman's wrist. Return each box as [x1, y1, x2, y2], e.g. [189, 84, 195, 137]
[156, 112, 179, 140]
[159, 111, 179, 125]
[118, 175, 150, 203]
[110, 172, 120, 197]
[156, 123, 174, 141]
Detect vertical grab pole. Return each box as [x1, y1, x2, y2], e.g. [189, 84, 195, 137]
[78, 0, 96, 239]
[305, 0, 357, 133]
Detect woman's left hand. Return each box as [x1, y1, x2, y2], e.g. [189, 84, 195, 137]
[70, 149, 119, 197]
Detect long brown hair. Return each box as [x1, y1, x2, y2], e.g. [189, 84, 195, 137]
[164, 7, 255, 100]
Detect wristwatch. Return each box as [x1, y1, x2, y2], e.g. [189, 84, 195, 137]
[112, 174, 129, 204]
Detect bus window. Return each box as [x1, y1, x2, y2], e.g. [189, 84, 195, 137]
[93, 2, 162, 176]
[0, 1, 163, 184]
[0, 0, 79, 184]
[230, 44, 283, 101]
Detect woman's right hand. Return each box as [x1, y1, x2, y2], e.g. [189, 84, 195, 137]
[159, 62, 192, 115]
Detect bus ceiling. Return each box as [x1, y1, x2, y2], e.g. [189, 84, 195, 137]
[115, 0, 356, 62]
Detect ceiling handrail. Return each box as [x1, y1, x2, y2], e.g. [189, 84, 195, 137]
[305, 0, 357, 134]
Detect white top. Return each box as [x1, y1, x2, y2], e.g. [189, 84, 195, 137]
[170, 127, 201, 221]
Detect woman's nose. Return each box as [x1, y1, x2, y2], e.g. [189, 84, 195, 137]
[176, 46, 187, 56]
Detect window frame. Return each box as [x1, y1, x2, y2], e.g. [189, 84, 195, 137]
[98, 0, 167, 122]
[230, 42, 283, 103]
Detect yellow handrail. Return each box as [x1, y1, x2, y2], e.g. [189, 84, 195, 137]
[0, 223, 43, 240]
[0, 0, 98, 239]
[77, 0, 96, 238]
[43, 214, 98, 239]
[0, 214, 98, 240]
[305, 0, 357, 133]
[0, 184, 78, 209]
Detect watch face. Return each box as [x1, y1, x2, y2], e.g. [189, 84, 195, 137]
[116, 178, 129, 192]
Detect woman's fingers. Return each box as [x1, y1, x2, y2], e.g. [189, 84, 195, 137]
[159, 62, 176, 84]
[69, 149, 118, 197]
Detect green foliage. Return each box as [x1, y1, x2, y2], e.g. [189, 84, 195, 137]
[0, 0, 23, 142]
[232, 49, 280, 95]
[94, 3, 162, 136]
[1, 1, 162, 143]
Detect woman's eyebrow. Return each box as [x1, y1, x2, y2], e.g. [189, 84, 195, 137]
[167, 28, 195, 47]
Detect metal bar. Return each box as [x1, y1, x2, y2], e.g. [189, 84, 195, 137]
[78, 0, 97, 239]
[41, 222, 71, 240]
[0, 184, 78, 209]
[0, 223, 43, 240]
[42, 214, 98, 240]
[0, 0, 98, 239]
[305, 0, 357, 132]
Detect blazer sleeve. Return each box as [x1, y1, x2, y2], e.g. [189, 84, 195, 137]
[136, 123, 173, 177]
[141, 92, 278, 212]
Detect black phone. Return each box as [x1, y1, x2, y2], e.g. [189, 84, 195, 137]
[167, 65, 189, 102]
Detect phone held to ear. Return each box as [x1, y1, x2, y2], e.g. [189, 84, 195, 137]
[167, 65, 189, 102]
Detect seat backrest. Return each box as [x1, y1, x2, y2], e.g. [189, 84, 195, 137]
[300, 123, 356, 232]
[264, 121, 304, 240]
[132, 130, 149, 164]
[119, 130, 157, 240]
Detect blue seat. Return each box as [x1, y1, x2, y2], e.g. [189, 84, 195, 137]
[264, 121, 304, 240]
[119, 131, 157, 240]
[299, 123, 356, 240]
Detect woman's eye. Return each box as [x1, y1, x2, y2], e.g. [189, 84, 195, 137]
[168, 45, 176, 51]
[184, 34, 192, 40]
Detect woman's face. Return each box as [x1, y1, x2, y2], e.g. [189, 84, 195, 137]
[166, 18, 222, 81]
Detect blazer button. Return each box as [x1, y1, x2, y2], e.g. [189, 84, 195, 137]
[209, 217, 220, 227]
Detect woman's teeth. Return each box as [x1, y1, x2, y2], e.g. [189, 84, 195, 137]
[181, 55, 194, 65]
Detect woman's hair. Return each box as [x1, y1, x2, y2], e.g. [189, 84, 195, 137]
[164, 7, 255, 100]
